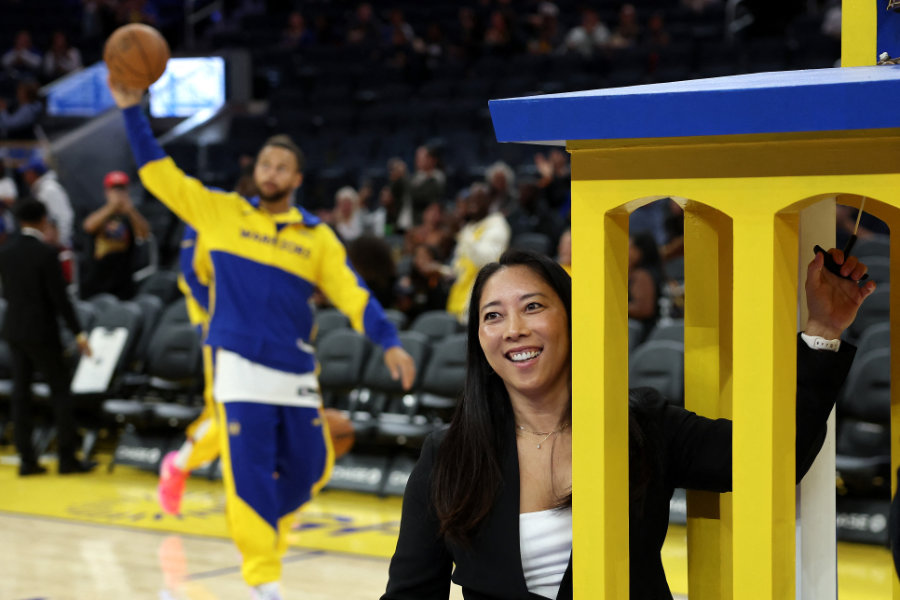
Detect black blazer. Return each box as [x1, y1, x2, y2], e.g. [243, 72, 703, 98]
[0, 232, 81, 346]
[382, 337, 855, 600]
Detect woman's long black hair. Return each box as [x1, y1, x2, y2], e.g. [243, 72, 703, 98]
[431, 249, 573, 544]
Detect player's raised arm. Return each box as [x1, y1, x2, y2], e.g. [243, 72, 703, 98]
[106, 77, 231, 232]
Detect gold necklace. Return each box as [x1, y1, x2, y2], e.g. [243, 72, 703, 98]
[516, 422, 569, 449]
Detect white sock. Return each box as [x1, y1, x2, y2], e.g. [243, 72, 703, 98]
[173, 440, 193, 472]
[174, 418, 214, 471]
[252, 581, 283, 600]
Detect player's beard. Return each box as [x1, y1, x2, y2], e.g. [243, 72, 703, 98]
[257, 182, 292, 205]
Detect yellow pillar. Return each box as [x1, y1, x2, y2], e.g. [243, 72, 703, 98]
[571, 186, 630, 598]
[841, 0, 877, 67]
[684, 204, 734, 600]
[730, 205, 799, 599]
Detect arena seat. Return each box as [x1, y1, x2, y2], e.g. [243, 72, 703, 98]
[157, 298, 192, 328]
[646, 319, 685, 344]
[314, 308, 351, 342]
[836, 417, 891, 497]
[86, 292, 119, 314]
[629, 340, 685, 406]
[511, 232, 552, 256]
[103, 322, 204, 471]
[853, 322, 890, 358]
[845, 285, 889, 343]
[368, 332, 433, 448]
[136, 270, 181, 306]
[409, 310, 461, 342]
[839, 348, 890, 423]
[628, 319, 645, 353]
[130, 294, 164, 372]
[317, 329, 373, 410]
[383, 309, 408, 332]
[856, 256, 890, 286]
[851, 234, 890, 259]
[418, 333, 467, 413]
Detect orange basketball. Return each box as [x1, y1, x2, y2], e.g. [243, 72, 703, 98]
[324, 408, 355, 459]
[104, 24, 170, 90]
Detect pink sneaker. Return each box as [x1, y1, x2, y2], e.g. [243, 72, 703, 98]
[157, 451, 188, 515]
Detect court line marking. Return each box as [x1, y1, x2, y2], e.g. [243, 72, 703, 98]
[0, 509, 394, 563]
[186, 550, 326, 581]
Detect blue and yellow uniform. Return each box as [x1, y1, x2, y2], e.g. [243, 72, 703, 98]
[122, 105, 402, 587]
[176, 225, 219, 472]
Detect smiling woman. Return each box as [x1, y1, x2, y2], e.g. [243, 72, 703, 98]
[382, 247, 875, 600]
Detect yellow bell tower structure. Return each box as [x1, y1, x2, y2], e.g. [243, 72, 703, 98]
[490, 1, 900, 598]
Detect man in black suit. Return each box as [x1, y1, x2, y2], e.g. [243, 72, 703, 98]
[0, 199, 93, 475]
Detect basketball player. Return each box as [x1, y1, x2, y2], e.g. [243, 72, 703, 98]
[107, 80, 416, 600]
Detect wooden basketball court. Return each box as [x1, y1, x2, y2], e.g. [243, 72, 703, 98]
[0, 453, 891, 599]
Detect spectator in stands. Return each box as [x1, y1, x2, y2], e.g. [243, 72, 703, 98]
[449, 7, 483, 64]
[383, 247, 874, 600]
[395, 243, 452, 321]
[0, 199, 93, 476]
[526, 1, 562, 55]
[507, 180, 564, 246]
[608, 3, 641, 49]
[483, 9, 522, 57]
[629, 199, 669, 247]
[534, 149, 571, 214]
[0, 80, 42, 139]
[410, 22, 447, 73]
[347, 2, 382, 47]
[682, 0, 721, 13]
[557, 228, 571, 275]
[405, 201, 455, 262]
[18, 156, 74, 248]
[2, 31, 42, 80]
[332, 185, 370, 243]
[660, 199, 684, 262]
[0, 160, 17, 234]
[80, 170, 150, 300]
[629, 232, 663, 336]
[409, 144, 446, 223]
[281, 11, 316, 50]
[312, 13, 339, 47]
[560, 8, 610, 57]
[485, 160, 516, 215]
[646, 11, 671, 50]
[822, 1, 842, 41]
[347, 235, 397, 309]
[42, 31, 83, 82]
[388, 157, 414, 231]
[373, 184, 400, 236]
[115, 0, 159, 26]
[81, 0, 118, 44]
[384, 8, 415, 47]
[446, 182, 511, 321]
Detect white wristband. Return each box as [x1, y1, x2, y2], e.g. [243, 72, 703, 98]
[801, 333, 841, 352]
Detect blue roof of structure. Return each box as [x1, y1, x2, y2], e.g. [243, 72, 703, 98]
[489, 66, 900, 143]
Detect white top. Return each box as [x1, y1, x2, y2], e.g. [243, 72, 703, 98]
[519, 507, 572, 599]
[32, 171, 74, 247]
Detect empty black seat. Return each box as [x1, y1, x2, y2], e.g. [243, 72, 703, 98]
[314, 308, 351, 342]
[409, 310, 460, 342]
[317, 329, 373, 409]
[629, 340, 684, 406]
[418, 333, 467, 411]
